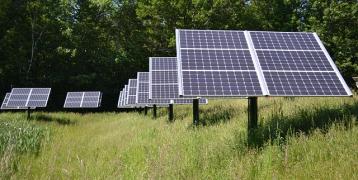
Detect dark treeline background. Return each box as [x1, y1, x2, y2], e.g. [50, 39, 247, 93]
[0, 0, 357, 110]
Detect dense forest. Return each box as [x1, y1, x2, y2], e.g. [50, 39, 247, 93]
[0, 0, 357, 110]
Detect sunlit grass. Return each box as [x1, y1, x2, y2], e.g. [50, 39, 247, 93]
[0, 96, 357, 179]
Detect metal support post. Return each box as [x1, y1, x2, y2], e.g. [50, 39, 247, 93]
[27, 107, 31, 120]
[248, 97, 258, 140]
[168, 100, 174, 122]
[153, 104, 157, 119]
[144, 106, 148, 115]
[193, 98, 199, 126]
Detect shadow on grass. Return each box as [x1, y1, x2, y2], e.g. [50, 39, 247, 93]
[245, 101, 358, 148]
[31, 114, 76, 125]
[199, 105, 237, 126]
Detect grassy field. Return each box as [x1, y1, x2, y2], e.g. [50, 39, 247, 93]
[1, 96, 358, 179]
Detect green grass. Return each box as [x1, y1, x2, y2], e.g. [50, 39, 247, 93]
[1, 96, 358, 179]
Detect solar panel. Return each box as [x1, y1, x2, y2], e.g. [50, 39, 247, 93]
[122, 85, 130, 107]
[117, 91, 123, 108]
[176, 29, 352, 97]
[64, 91, 102, 108]
[127, 79, 137, 106]
[1, 93, 35, 110]
[7, 88, 51, 107]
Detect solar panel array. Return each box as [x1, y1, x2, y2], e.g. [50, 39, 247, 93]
[7, 88, 51, 107]
[176, 29, 352, 97]
[64, 91, 102, 108]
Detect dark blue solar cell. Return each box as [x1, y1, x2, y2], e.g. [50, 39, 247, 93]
[152, 84, 179, 99]
[182, 71, 262, 96]
[264, 71, 347, 96]
[180, 49, 254, 71]
[257, 50, 333, 71]
[152, 71, 178, 84]
[179, 30, 248, 49]
[250, 32, 321, 50]
[151, 57, 177, 71]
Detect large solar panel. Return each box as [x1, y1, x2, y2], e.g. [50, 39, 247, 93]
[64, 91, 102, 108]
[126, 79, 137, 106]
[249, 31, 351, 96]
[176, 29, 352, 97]
[7, 88, 51, 107]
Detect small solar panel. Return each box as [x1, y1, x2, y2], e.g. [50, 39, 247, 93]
[149, 57, 181, 99]
[7, 88, 51, 107]
[176, 29, 352, 97]
[136, 72, 152, 105]
[127, 79, 137, 106]
[64, 91, 102, 108]
[121, 86, 128, 107]
[117, 91, 123, 108]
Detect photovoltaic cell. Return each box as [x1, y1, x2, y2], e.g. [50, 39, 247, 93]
[176, 29, 352, 97]
[64, 91, 101, 108]
[7, 88, 51, 107]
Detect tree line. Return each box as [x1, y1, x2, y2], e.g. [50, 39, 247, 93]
[0, 0, 357, 110]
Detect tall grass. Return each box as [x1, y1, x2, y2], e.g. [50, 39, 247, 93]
[0, 114, 48, 179]
[0, 96, 357, 179]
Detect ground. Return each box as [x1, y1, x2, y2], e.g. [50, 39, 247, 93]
[1, 96, 358, 179]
